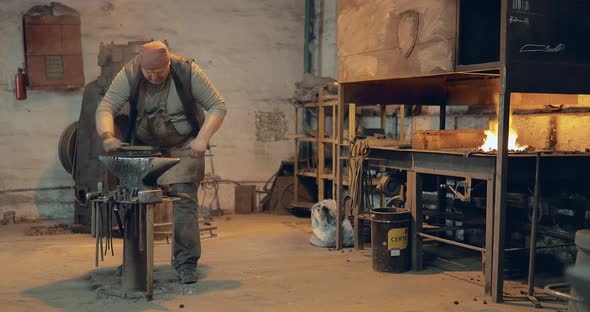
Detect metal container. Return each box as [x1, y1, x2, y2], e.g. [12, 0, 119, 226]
[370, 208, 410, 273]
[570, 230, 590, 312]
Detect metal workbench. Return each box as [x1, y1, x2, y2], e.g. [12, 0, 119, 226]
[334, 0, 590, 303]
[362, 147, 590, 297]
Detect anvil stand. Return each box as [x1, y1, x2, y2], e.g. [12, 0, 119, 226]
[89, 149, 180, 300]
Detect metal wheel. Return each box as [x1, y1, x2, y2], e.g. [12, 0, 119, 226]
[58, 121, 78, 174]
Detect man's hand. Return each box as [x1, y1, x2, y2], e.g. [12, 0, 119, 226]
[103, 137, 126, 152]
[190, 137, 208, 159]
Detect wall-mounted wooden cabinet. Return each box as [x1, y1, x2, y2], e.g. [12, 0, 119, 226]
[24, 15, 84, 90]
[338, 0, 457, 83]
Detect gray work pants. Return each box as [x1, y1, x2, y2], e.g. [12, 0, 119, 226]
[170, 182, 201, 272]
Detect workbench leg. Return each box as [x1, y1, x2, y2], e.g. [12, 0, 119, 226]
[492, 94, 511, 303]
[485, 179, 495, 297]
[409, 171, 423, 271]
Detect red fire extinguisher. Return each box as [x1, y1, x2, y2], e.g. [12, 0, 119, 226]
[15, 68, 26, 100]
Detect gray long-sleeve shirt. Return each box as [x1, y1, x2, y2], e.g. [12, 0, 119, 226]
[96, 61, 226, 136]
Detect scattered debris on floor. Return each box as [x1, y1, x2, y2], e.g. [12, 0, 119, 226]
[1, 211, 16, 225]
[24, 224, 70, 236]
[88, 265, 240, 303]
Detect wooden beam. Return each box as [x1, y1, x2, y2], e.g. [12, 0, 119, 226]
[335, 84, 345, 250]
[318, 88, 326, 201]
[294, 108, 300, 202]
[332, 98, 338, 198]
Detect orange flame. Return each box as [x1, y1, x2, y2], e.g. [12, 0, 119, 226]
[479, 117, 527, 152]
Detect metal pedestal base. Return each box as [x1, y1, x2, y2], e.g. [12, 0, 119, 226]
[122, 203, 154, 299]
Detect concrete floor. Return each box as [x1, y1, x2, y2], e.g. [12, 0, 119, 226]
[0, 214, 566, 312]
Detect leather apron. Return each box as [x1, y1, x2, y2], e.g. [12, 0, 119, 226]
[134, 76, 205, 185]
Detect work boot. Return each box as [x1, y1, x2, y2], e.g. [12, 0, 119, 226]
[178, 269, 198, 284]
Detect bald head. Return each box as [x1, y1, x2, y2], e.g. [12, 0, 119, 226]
[140, 41, 170, 69]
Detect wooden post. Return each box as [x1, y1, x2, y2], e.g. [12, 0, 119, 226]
[318, 88, 326, 201]
[349, 103, 356, 141]
[294, 107, 300, 203]
[335, 84, 345, 250]
[332, 91, 337, 197]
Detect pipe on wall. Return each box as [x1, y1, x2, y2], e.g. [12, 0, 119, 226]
[304, 0, 314, 74]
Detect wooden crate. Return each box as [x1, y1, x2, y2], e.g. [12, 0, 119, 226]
[234, 185, 257, 215]
[413, 129, 485, 150]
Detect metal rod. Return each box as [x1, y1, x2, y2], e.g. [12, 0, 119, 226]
[91, 199, 96, 237]
[94, 201, 99, 267]
[139, 204, 144, 252]
[104, 205, 109, 256]
[105, 203, 109, 254]
[528, 153, 541, 296]
[423, 225, 483, 233]
[171, 201, 175, 265]
[492, 0, 510, 303]
[506, 244, 575, 253]
[99, 203, 104, 262]
[544, 283, 584, 303]
[0, 186, 72, 194]
[109, 203, 114, 256]
[146, 204, 154, 301]
[419, 232, 485, 253]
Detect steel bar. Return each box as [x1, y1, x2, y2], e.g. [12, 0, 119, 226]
[109, 202, 114, 256]
[171, 201, 175, 265]
[409, 171, 424, 271]
[99, 203, 104, 262]
[104, 205, 109, 256]
[139, 204, 144, 252]
[423, 225, 483, 233]
[418, 232, 485, 253]
[506, 244, 575, 253]
[91, 199, 96, 238]
[528, 153, 541, 296]
[94, 201, 99, 267]
[544, 283, 583, 303]
[492, 0, 510, 303]
[485, 179, 495, 296]
[104, 205, 108, 255]
[146, 204, 154, 300]
[114, 204, 124, 236]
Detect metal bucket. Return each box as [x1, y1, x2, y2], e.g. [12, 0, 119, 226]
[370, 208, 410, 273]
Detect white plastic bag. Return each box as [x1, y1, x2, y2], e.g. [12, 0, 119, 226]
[310, 199, 354, 248]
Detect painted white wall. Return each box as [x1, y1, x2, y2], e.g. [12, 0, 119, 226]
[0, 0, 305, 221]
[316, 0, 338, 78]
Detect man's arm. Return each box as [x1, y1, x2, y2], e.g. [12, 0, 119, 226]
[95, 69, 131, 151]
[189, 62, 227, 158]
